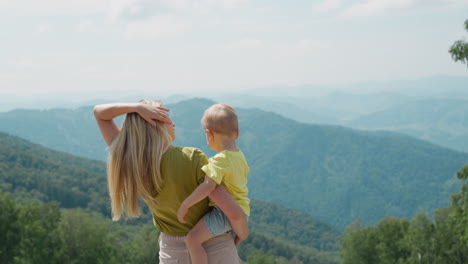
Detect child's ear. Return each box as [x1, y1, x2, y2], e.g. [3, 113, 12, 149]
[205, 129, 214, 139]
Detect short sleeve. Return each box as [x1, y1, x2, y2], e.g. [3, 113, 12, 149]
[193, 149, 209, 185]
[201, 153, 228, 185]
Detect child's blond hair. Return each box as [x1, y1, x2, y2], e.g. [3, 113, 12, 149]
[201, 103, 239, 136]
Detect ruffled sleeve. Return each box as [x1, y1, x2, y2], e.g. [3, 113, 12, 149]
[201, 153, 228, 185]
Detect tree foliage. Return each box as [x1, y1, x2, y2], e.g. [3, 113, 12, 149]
[14, 202, 62, 264]
[341, 165, 468, 264]
[449, 19, 468, 67]
[0, 192, 161, 264]
[0, 191, 21, 264]
[450, 165, 468, 244]
[250, 200, 341, 252]
[239, 232, 338, 264]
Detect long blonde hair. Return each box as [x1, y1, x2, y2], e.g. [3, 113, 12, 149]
[107, 100, 172, 221]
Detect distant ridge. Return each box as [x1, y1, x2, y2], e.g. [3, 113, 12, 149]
[346, 98, 468, 153]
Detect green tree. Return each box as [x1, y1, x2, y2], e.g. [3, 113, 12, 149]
[450, 165, 468, 243]
[341, 220, 378, 264]
[449, 19, 468, 67]
[56, 209, 116, 264]
[247, 250, 277, 264]
[0, 191, 21, 264]
[441, 165, 468, 263]
[432, 207, 464, 264]
[340, 165, 468, 264]
[374, 217, 410, 264]
[404, 212, 436, 264]
[118, 224, 160, 264]
[14, 202, 62, 264]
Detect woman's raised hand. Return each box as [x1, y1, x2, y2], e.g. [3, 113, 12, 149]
[137, 103, 173, 128]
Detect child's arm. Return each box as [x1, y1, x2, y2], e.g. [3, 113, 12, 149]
[178, 175, 217, 223]
[209, 186, 248, 245]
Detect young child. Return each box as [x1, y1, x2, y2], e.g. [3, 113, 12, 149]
[177, 103, 250, 264]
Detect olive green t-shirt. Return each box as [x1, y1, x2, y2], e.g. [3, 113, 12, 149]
[152, 146, 210, 236]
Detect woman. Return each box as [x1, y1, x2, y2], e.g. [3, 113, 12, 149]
[94, 100, 248, 264]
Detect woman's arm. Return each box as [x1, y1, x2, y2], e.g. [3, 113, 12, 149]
[209, 186, 249, 245]
[93, 102, 171, 145]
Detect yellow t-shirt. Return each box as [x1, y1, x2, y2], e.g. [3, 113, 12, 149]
[202, 149, 250, 216]
[152, 146, 210, 236]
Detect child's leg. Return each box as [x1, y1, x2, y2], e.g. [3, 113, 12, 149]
[186, 218, 213, 264]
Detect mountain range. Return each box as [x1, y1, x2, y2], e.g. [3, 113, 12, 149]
[208, 75, 468, 152]
[1, 98, 467, 228]
[345, 98, 468, 153]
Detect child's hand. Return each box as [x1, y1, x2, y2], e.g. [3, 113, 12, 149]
[177, 204, 188, 223]
[234, 235, 246, 246]
[234, 236, 242, 246]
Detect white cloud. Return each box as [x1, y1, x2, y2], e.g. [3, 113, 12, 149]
[1, 0, 109, 16]
[123, 15, 188, 39]
[80, 65, 100, 74]
[162, 0, 249, 9]
[429, 0, 468, 8]
[106, 0, 249, 23]
[338, 0, 468, 18]
[10, 59, 34, 69]
[340, 0, 414, 18]
[222, 38, 325, 68]
[295, 39, 324, 50]
[315, 0, 342, 12]
[108, 0, 141, 22]
[34, 24, 52, 35]
[76, 20, 96, 33]
[226, 38, 263, 50]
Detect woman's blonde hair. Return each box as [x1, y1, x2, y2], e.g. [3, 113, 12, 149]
[107, 100, 172, 221]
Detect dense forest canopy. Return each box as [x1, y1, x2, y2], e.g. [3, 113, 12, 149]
[340, 165, 468, 264]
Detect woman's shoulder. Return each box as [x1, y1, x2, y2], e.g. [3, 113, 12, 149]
[170, 146, 207, 160]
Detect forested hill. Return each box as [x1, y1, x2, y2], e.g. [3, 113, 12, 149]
[0, 131, 341, 263]
[1, 99, 468, 228]
[346, 98, 468, 153]
[0, 131, 109, 213]
[0, 106, 103, 160]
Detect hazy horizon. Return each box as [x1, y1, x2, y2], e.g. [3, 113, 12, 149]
[1, 0, 468, 111]
[1, 74, 468, 112]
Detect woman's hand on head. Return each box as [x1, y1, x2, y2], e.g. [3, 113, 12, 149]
[137, 103, 172, 127]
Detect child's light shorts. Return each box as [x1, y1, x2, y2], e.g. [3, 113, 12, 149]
[204, 206, 232, 237]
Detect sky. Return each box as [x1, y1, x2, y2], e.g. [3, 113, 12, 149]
[1, 0, 468, 108]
